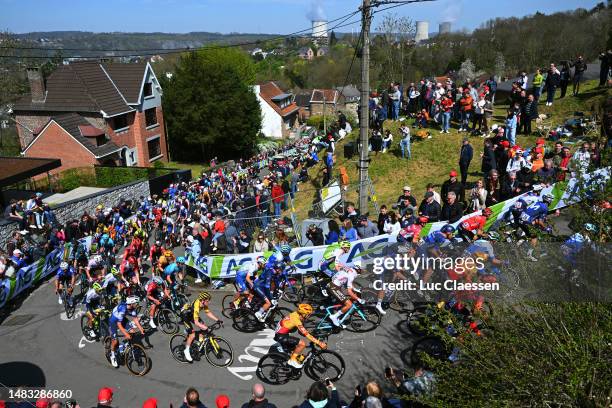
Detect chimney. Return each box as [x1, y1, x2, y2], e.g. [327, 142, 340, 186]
[26, 67, 46, 103]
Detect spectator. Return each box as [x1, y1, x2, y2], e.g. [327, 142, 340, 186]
[441, 171, 465, 204]
[571, 55, 588, 95]
[143, 398, 158, 408]
[216, 395, 230, 408]
[414, 109, 429, 128]
[271, 182, 284, 217]
[440, 92, 454, 133]
[418, 191, 442, 222]
[504, 109, 518, 146]
[390, 84, 401, 121]
[383, 211, 401, 235]
[236, 229, 251, 254]
[532, 69, 544, 100]
[506, 148, 527, 174]
[485, 75, 497, 103]
[340, 219, 359, 242]
[325, 220, 341, 245]
[559, 61, 571, 98]
[356, 215, 379, 239]
[382, 130, 393, 153]
[96, 387, 114, 408]
[546, 141, 564, 162]
[458, 89, 473, 132]
[241, 383, 277, 408]
[441, 191, 463, 223]
[485, 169, 501, 207]
[500, 171, 520, 200]
[341, 204, 360, 225]
[468, 179, 487, 212]
[298, 381, 340, 408]
[305, 224, 324, 246]
[481, 139, 497, 176]
[425, 183, 441, 204]
[377, 205, 389, 234]
[537, 159, 557, 185]
[517, 165, 535, 194]
[598, 50, 612, 87]
[572, 142, 591, 174]
[396, 186, 417, 216]
[557, 146, 572, 181]
[253, 233, 270, 252]
[459, 138, 473, 185]
[349, 380, 404, 408]
[399, 124, 411, 159]
[482, 96, 493, 132]
[471, 94, 486, 133]
[544, 63, 561, 106]
[180, 387, 208, 408]
[521, 94, 538, 135]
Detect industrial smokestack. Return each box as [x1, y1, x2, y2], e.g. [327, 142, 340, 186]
[439, 21, 451, 35]
[415, 21, 429, 43]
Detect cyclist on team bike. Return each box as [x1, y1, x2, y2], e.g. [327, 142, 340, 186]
[179, 291, 223, 362]
[397, 216, 429, 244]
[560, 223, 596, 285]
[120, 255, 141, 285]
[83, 282, 104, 338]
[164, 256, 185, 292]
[149, 241, 165, 272]
[86, 254, 105, 282]
[71, 238, 89, 276]
[266, 244, 292, 269]
[55, 261, 76, 306]
[418, 224, 456, 283]
[101, 266, 123, 297]
[146, 276, 171, 329]
[232, 256, 264, 308]
[275, 303, 327, 368]
[108, 296, 145, 368]
[98, 232, 115, 258]
[319, 240, 352, 278]
[327, 258, 364, 327]
[253, 261, 284, 322]
[157, 250, 175, 274]
[457, 208, 493, 242]
[516, 193, 556, 261]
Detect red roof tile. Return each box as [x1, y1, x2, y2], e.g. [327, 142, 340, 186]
[258, 82, 299, 117]
[78, 125, 105, 137]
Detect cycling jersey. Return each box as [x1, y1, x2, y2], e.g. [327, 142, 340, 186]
[149, 245, 164, 260]
[398, 224, 423, 243]
[319, 245, 345, 275]
[275, 311, 303, 334]
[109, 302, 137, 338]
[265, 250, 289, 270]
[164, 262, 180, 282]
[180, 299, 209, 323]
[235, 262, 257, 292]
[331, 268, 357, 289]
[56, 267, 75, 281]
[422, 231, 450, 251]
[99, 235, 114, 249]
[466, 240, 495, 260]
[101, 273, 117, 289]
[519, 201, 549, 224]
[460, 216, 486, 232]
[87, 258, 104, 270]
[146, 280, 164, 298]
[83, 288, 101, 312]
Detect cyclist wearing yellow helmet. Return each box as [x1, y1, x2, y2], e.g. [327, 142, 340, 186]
[179, 291, 222, 362]
[274, 303, 326, 368]
[318, 240, 352, 278]
[157, 250, 175, 273]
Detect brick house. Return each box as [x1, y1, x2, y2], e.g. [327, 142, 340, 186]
[309, 89, 339, 116]
[254, 82, 299, 139]
[13, 61, 168, 173]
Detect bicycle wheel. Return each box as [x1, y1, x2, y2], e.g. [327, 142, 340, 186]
[390, 290, 415, 313]
[81, 315, 95, 340]
[359, 288, 379, 306]
[204, 336, 234, 367]
[268, 307, 291, 327]
[221, 294, 237, 319]
[102, 336, 113, 366]
[125, 343, 150, 376]
[348, 306, 381, 332]
[232, 309, 261, 333]
[282, 280, 301, 304]
[305, 350, 345, 382]
[99, 320, 110, 339]
[169, 334, 189, 363]
[410, 336, 449, 366]
[157, 308, 180, 335]
[256, 352, 294, 385]
[64, 294, 75, 319]
[175, 293, 189, 308]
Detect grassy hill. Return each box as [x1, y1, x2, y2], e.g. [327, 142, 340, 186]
[290, 80, 610, 219]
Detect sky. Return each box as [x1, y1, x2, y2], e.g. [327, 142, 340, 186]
[0, 0, 603, 35]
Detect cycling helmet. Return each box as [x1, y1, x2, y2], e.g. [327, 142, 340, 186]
[256, 256, 266, 265]
[280, 244, 291, 255]
[487, 231, 501, 241]
[297, 303, 314, 316]
[92, 282, 103, 292]
[155, 240, 161, 246]
[60, 261, 69, 270]
[176, 256, 186, 264]
[339, 240, 351, 249]
[152, 276, 163, 285]
[198, 291, 211, 301]
[111, 266, 120, 276]
[482, 208, 493, 217]
[93, 255, 103, 264]
[126, 296, 139, 305]
[418, 216, 429, 225]
[440, 224, 456, 234]
[542, 194, 554, 204]
[164, 250, 174, 258]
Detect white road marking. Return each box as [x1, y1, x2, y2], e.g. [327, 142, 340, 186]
[60, 308, 85, 321]
[78, 335, 96, 349]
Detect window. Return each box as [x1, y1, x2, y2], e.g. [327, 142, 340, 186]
[147, 136, 162, 161]
[143, 82, 153, 98]
[113, 114, 128, 131]
[145, 108, 158, 128]
[95, 135, 107, 147]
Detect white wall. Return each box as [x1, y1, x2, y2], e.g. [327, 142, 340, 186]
[254, 85, 283, 139]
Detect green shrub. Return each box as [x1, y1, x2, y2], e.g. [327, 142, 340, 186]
[306, 115, 337, 130]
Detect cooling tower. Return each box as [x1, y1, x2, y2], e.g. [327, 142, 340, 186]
[439, 21, 451, 35]
[312, 20, 328, 39]
[415, 21, 429, 42]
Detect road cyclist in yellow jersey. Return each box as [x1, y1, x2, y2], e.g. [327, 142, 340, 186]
[274, 303, 326, 368]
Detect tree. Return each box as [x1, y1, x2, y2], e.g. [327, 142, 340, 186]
[456, 58, 476, 84]
[494, 52, 506, 80]
[160, 48, 261, 162]
[329, 30, 338, 46]
[372, 13, 415, 85]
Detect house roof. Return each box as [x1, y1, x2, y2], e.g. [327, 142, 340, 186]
[0, 156, 62, 188]
[14, 61, 150, 116]
[294, 91, 312, 108]
[29, 113, 121, 158]
[335, 84, 360, 98]
[258, 82, 300, 117]
[310, 89, 339, 104]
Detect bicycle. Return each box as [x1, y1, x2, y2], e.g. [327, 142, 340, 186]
[231, 299, 291, 333]
[103, 335, 151, 376]
[140, 294, 184, 335]
[256, 342, 345, 385]
[169, 321, 233, 367]
[310, 301, 381, 336]
[81, 307, 110, 341]
[58, 286, 75, 319]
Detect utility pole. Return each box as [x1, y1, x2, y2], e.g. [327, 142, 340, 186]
[358, 0, 372, 213]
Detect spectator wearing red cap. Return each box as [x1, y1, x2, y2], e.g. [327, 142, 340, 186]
[142, 398, 157, 408]
[97, 387, 113, 408]
[441, 170, 465, 204]
[216, 395, 230, 408]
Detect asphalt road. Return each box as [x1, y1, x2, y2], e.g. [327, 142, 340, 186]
[0, 277, 411, 408]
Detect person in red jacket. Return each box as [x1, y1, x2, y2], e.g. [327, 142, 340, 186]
[271, 181, 284, 217]
[212, 215, 226, 250]
[459, 89, 474, 132]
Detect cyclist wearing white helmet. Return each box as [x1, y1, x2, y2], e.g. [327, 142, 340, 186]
[265, 244, 292, 270]
[55, 261, 76, 306]
[232, 256, 265, 308]
[145, 276, 170, 329]
[108, 296, 144, 368]
[86, 254, 105, 282]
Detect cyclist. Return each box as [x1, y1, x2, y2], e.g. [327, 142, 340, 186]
[275, 303, 327, 368]
[397, 216, 428, 244]
[560, 223, 595, 284]
[233, 256, 264, 308]
[108, 296, 145, 368]
[120, 255, 141, 285]
[327, 262, 364, 327]
[102, 266, 123, 297]
[71, 238, 89, 276]
[179, 291, 222, 363]
[145, 276, 171, 329]
[55, 261, 76, 306]
[98, 233, 115, 258]
[418, 224, 456, 283]
[457, 208, 493, 242]
[266, 244, 292, 268]
[164, 257, 185, 290]
[253, 261, 284, 322]
[86, 254, 105, 282]
[158, 249, 175, 274]
[149, 240, 165, 271]
[83, 282, 104, 338]
[319, 240, 352, 279]
[516, 193, 556, 261]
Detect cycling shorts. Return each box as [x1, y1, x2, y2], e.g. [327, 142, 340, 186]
[274, 333, 300, 352]
[327, 283, 347, 302]
[518, 222, 538, 239]
[254, 285, 272, 301]
[109, 318, 136, 339]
